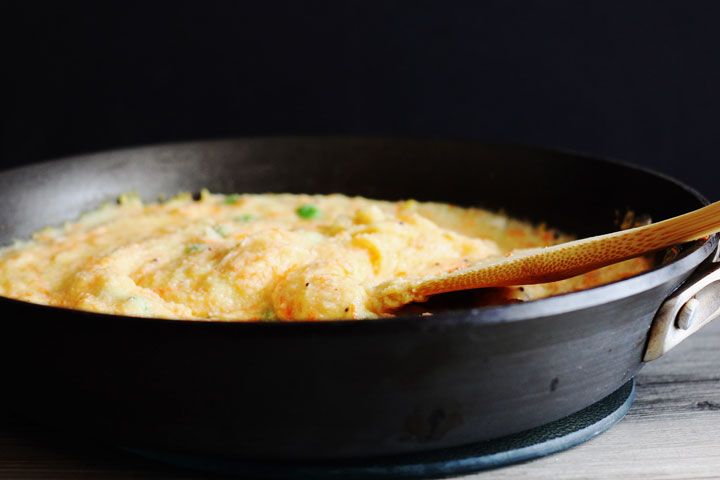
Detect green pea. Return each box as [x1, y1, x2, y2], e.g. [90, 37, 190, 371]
[296, 204, 320, 220]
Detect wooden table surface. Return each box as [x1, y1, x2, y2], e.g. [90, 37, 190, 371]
[2, 320, 719, 479]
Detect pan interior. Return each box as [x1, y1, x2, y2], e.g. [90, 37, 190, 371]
[0, 137, 708, 243]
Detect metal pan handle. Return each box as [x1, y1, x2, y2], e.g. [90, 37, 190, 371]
[644, 244, 720, 361]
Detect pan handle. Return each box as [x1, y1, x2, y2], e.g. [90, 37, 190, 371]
[644, 245, 720, 361]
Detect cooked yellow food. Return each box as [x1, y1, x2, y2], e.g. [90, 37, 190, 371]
[0, 192, 650, 321]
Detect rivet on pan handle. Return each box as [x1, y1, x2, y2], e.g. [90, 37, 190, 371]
[644, 245, 720, 362]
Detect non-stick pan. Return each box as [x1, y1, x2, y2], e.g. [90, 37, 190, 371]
[1, 137, 718, 461]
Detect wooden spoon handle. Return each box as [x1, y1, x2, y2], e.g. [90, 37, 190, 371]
[374, 200, 720, 309]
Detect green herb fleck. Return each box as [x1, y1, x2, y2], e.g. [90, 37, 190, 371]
[296, 204, 320, 220]
[262, 309, 277, 321]
[224, 194, 241, 205]
[235, 214, 254, 222]
[213, 225, 230, 237]
[126, 296, 151, 314]
[185, 244, 207, 254]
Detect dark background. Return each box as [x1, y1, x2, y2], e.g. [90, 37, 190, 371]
[3, 0, 719, 200]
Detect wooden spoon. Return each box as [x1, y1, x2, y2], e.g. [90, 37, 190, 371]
[373, 200, 720, 311]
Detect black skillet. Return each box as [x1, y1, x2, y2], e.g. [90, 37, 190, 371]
[1, 137, 718, 461]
